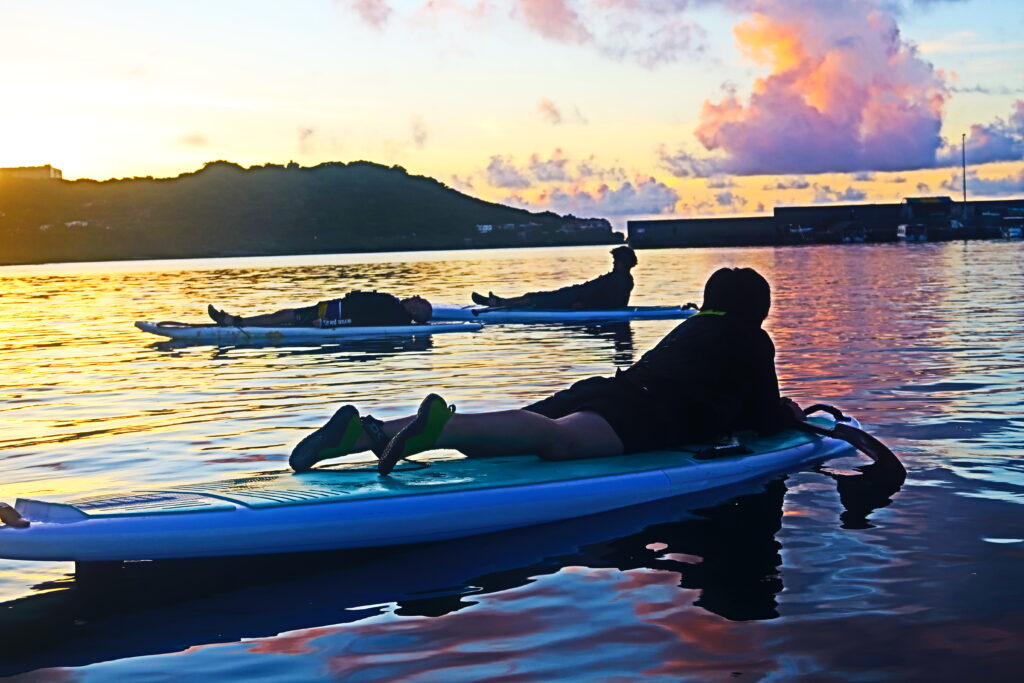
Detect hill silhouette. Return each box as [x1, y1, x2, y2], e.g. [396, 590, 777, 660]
[0, 161, 618, 265]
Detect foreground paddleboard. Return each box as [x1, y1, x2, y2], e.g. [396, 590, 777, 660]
[135, 320, 483, 342]
[430, 304, 696, 324]
[1, 416, 856, 562]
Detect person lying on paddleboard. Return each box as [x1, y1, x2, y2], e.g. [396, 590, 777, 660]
[207, 291, 432, 328]
[291, 267, 802, 475]
[471, 245, 637, 310]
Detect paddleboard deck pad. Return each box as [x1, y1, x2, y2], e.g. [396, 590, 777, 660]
[1, 416, 858, 561]
[430, 304, 696, 324]
[135, 320, 482, 342]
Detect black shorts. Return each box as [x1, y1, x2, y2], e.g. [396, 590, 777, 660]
[293, 300, 346, 326]
[523, 375, 704, 453]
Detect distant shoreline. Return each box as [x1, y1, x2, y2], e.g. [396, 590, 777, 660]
[0, 238, 624, 270]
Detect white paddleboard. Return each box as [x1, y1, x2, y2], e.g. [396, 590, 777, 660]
[135, 320, 483, 342]
[1, 416, 856, 562]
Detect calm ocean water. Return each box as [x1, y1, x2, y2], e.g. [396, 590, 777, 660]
[1, 243, 1022, 680]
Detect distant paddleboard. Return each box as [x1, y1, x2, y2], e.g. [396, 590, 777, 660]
[135, 320, 483, 342]
[430, 304, 696, 324]
[1, 416, 856, 562]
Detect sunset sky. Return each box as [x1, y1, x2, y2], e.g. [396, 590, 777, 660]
[1, 0, 1022, 224]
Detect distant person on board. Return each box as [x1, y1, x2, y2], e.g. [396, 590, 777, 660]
[471, 246, 638, 310]
[289, 267, 800, 474]
[207, 291, 433, 328]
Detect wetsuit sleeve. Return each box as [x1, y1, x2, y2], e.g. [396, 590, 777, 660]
[526, 271, 632, 309]
[339, 291, 413, 325]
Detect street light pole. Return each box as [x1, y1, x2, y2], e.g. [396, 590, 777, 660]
[961, 132, 968, 225]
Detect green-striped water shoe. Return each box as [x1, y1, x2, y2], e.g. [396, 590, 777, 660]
[377, 394, 454, 475]
[290, 404, 364, 472]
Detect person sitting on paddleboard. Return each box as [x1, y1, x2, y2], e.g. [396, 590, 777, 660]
[207, 291, 432, 328]
[471, 245, 637, 310]
[290, 267, 800, 474]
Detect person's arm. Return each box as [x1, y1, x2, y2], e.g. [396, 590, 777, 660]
[747, 333, 791, 434]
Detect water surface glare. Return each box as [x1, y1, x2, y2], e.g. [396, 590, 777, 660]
[1, 243, 1022, 679]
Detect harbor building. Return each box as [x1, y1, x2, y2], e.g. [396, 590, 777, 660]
[628, 197, 1024, 248]
[0, 165, 62, 180]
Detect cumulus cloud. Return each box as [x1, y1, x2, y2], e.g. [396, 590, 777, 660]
[449, 173, 475, 191]
[937, 100, 1024, 166]
[714, 191, 747, 208]
[364, 0, 706, 67]
[763, 175, 810, 190]
[577, 156, 628, 182]
[484, 150, 628, 187]
[486, 155, 532, 188]
[516, 0, 591, 44]
[668, 0, 950, 176]
[528, 177, 680, 216]
[529, 151, 572, 181]
[343, 0, 392, 29]
[887, 176, 908, 183]
[812, 184, 867, 203]
[512, 0, 707, 66]
[706, 175, 735, 188]
[658, 145, 719, 178]
[853, 171, 876, 181]
[916, 182, 931, 193]
[941, 169, 1024, 197]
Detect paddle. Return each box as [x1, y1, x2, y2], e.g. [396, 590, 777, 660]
[790, 403, 905, 475]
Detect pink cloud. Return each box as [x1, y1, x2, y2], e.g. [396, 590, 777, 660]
[937, 100, 1024, 166]
[516, 0, 592, 44]
[679, 0, 950, 175]
[538, 98, 563, 124]
[343, 0, 392, 29]
[515, 177, 680, 216]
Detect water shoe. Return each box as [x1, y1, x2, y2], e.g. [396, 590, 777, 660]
[378, 394, 454, 475]
[290, 404, 364, 472]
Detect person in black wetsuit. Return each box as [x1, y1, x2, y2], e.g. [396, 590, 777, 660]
[289, 267, 800, 473]
[471, 246, 637, 310]
[206, 291, 432, 328]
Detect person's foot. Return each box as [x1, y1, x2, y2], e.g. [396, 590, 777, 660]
[0, 502, 29, 528]
[290, 405, 365, 472]
[378, 394, 455, 475]
[471, 291, 490, 306]
[207, 304, 236, 326]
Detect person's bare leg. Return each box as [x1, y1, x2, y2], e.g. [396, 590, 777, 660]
[305, 408, 622, 460]
[434, 409, 624, 460]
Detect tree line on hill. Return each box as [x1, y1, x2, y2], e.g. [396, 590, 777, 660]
[0, 161, 619, 266]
